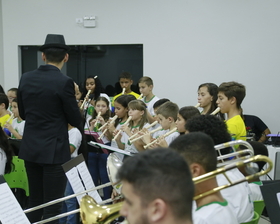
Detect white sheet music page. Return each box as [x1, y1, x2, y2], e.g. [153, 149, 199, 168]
[0, 182, 30, 224]
[276, 192, 280, 207]
[65, 167, 86, 205]
[76, 161, 102, 203]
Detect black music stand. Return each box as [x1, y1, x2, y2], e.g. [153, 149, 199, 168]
[260, 180, 280, 224]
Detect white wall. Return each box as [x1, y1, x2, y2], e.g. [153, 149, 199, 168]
[1, 0, 280, 133]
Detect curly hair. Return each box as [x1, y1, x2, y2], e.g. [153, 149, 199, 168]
[185, 115, 232, 155]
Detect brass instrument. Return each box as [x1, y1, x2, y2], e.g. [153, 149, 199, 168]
[193, 155, 272, 200]
[215, 140, 254, 166]
[194, 103, 200, 108]
[122, 88, 125, 95]
[79, 155, 273, 224]
[80, 195, 123, 224]
[24, 153, 125, 224]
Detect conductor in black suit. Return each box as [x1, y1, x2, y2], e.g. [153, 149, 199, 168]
[17, 34, 81, 223]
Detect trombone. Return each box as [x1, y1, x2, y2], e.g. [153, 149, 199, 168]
[215, 140, 254, 166]
[80, 154, 273, 224]
[23, 153, 125, 224]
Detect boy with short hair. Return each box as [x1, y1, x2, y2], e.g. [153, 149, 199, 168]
[217, 81, 246, 141]
[154, 101, 179, 146]
[138, 76, 159, 124]
[112, 72, 140, 108]
[185, 114, 254, 223]
[0, 93, 11, 127]
[170, 133, 238, 224]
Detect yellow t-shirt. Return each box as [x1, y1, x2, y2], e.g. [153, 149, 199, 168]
[112, 91, 140, 107]
[0, 114, 11, 127]
[226, 115, 246, 141]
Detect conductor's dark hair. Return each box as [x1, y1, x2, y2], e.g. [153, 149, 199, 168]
[185, 115, 232, 155]
[0, 93, 9, 110]
[43, 48, 67, 63]
[117, 148, 194, 221]
[170, 132, 217, 172]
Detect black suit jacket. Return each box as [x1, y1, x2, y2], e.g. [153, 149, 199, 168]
[17, 64, 81, 164]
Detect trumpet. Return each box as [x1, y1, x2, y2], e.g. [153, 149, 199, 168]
[80, 154, 273, 224]
[210, 107, 221, 115]
[122, 88, 125, 95]
[80, 90, 91, 110]
[129, 120, 158, 140]
[112, 116, 132, 141]
[144, 127, 177, 149]
[129, 126, 162, 144]
[194, 103, 200, 108]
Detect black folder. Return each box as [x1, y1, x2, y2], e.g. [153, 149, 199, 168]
[260, 180, 280, 224]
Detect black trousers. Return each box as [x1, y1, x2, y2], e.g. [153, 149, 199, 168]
[24, 161, 67, 224]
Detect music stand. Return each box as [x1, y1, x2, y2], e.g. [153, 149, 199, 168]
[260, 180, 280, 224]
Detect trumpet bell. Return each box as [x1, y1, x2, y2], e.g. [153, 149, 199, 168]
[80, 195, 123, 224]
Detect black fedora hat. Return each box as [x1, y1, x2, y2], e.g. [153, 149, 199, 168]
[39, 34, 70, 52]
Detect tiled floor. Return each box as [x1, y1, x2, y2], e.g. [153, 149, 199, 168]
[259, 216, 270, 224]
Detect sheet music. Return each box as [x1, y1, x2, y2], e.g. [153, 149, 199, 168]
[276, 192, 280, 207]
[88, 141, 133, 156]
[0, 182, 30, 224]
[65, 167, 86, 204]
[76, 161, 102, 203]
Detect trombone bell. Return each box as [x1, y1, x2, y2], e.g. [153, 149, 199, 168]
[80, 195, 123, 224]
